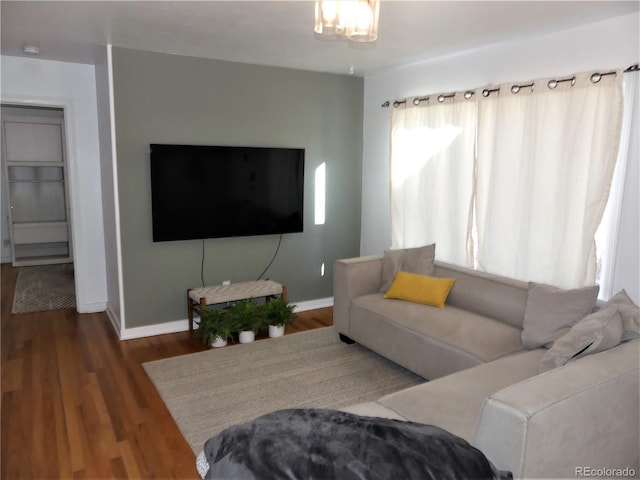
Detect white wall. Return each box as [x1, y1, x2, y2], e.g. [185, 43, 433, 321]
[1, 55, 108, 312]
[362, 13, 639, 299]
[95, 46, 123, 332]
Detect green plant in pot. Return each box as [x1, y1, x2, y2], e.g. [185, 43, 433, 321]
[263, 298, 297, 338]
[196, 305, 234, 348]
[225, 298, 265, 344]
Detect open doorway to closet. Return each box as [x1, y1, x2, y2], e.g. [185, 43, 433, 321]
[1, 104, 75, 314]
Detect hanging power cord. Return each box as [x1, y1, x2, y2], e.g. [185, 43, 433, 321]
[200, 239, 206, 287]
[256, 234, 283, 280]
[201, 234, 283, 284]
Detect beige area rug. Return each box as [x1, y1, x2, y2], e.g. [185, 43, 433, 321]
[11, 263, 76, 314]
[144, 327, 424, 454]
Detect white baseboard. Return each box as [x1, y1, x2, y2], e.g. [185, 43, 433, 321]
[120, 318, 190, 341]
[118, 296, 334, 341]
[105, 304, 122, 337]
[76, 301, 107, 313]
[293, 296, 334, 312]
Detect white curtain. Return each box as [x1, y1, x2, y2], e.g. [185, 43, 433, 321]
[475, 71, 623, 288]
[390, 94, 476, 266]
[595, 70, 639, 299]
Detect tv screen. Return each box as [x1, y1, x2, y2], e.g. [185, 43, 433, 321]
[150, 144, 304, 242]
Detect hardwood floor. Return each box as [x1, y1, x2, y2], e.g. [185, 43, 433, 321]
[1, 263, 333, 479]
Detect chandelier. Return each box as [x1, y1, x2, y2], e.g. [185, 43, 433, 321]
[314, 0, 380, 43]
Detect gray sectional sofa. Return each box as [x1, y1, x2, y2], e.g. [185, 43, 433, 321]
[334, 248, 639, 479]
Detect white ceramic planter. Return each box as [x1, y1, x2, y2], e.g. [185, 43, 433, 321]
[268, 324, 285, 338]
[211, 336, 228, 348]
[238, 330, 255, 344]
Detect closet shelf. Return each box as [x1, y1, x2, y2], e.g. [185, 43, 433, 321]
[7, 161, 64, 168]
[8, 179, 64, 184]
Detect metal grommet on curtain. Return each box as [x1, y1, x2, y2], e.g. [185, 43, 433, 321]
[511, 83, 534, 94]
[464, 91, 474, 99]
[548, 77, 575, 89]
[590, 71, 617, 84]
[482, 88, 500, 97]
[437, 93, 454, 103]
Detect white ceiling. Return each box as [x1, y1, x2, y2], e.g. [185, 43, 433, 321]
[1, 1, 638, 76]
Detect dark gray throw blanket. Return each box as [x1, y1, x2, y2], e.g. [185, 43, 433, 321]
[201, 408, 512, 480]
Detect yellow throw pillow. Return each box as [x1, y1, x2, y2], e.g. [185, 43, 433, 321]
[384, 271, 455, 308]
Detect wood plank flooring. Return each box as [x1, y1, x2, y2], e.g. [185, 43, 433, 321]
[1, 263, 333, 479]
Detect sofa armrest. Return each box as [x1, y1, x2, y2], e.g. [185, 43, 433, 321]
[473, 340, 639, 479]
[334, 256, 383, 337]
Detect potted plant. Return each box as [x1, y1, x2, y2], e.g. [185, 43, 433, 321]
[225, 298, 264, 344]
[196, 305, 234, 348]
[263, 298, 297, 338]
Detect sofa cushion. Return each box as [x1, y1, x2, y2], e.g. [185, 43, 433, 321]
[379, 244, 435, 293]
[521, 282, 599, 349]
[350, 294, 524, 380]
[340, 402, 408, 421]
[384, 271, 455, 308]
[474, 339, 639, 479]
[434, 262, 529, 329]
[605, 289, 640, 340]
[375, 349, 545, 442]
[539, 307, 625, 373]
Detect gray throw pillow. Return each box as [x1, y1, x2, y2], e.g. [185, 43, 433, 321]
[379, 244, 435, 293]
[604, 289, 639, 340]
[539, 307, 624, 372]
[521, 282, 599, 349]
[380, 249, 405, 293]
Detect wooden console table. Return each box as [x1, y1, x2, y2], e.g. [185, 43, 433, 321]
[187, 280, 287, 333]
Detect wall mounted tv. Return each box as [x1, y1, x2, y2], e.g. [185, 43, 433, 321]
[150, 144, 305, 242]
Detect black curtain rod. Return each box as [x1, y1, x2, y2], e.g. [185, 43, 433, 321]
[382, 63, 640, 108]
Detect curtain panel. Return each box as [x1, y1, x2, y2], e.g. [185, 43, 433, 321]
[389, 70, 624, 289]
[594, 72, 638, 298]
[475, 71, 623, 288]
[390, 93, 476, 267]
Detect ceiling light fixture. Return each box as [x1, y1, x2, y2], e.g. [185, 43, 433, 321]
[23, 45, 40, 55]
[314, 0, 380, 44]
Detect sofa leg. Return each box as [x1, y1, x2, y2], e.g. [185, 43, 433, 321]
[339, 334, 355, 345]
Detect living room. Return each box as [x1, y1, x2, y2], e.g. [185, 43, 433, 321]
[2, 3, 638, 336]
[1, 1, 639, 478]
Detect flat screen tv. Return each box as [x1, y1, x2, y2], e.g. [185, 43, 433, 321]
[150, 144, 304, 242]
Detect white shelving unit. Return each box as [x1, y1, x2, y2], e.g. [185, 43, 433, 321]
[2, 113, 72, 266]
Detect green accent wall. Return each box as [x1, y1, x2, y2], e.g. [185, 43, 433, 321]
[111, 48, 363, 328]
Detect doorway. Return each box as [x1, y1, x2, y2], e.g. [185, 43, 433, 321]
[1, 105, 73, 267]
[1, 104, 76, 313]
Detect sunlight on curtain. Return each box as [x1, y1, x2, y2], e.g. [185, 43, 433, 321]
[390, 94, 476, 266]
[475, 71, 623, 289]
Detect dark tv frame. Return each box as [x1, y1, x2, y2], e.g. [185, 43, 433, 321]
[150, 144, 305, 242]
